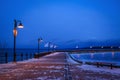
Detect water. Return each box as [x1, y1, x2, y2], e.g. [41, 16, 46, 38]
[71, 52, 120, 65]
[0, 48, 50, 63]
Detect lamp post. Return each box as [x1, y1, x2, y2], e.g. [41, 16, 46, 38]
[53, 45, 57, 51]
[13, 19, 23, 62]
[48, 42, 51, 52]
[38, 38, 43, 53]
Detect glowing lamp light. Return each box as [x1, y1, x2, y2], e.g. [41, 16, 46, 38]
[54, 45, 57, 48]
[18, 22, 24, 28]
[76, 45, 79, 48]
[13, 29, 18, 36]
[50, 44, 54, 48]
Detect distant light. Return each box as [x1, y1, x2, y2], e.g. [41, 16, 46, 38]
[76, 45, 79, 48]
[112, 52, 114, 58]
[91, 53, 94, 59]
[18, 22, 24, 28]
[119, 46, 120, 48]
[90, 46, 92, 48]
[101, 46, 103, 48]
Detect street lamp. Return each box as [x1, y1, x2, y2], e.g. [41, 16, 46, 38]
[38, 38, 43, 53]
[13, 19, 24, 62]
[48, 42, 51, 52]
[53, 45, 57, 51]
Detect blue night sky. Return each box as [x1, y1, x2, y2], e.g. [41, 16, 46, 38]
[0, 0, 120, 48]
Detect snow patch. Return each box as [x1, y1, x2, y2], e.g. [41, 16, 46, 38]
[78, 64, 120, 75]
[0, 63, 16, 69]
[66, 53, 79, 64]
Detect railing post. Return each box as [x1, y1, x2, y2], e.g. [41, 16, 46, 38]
[34, 53, 36, 58]
[5, 52, 8, 63]
[97, 62, 99, 67]
[38, 53, 40, 58]
[21, 53, 23, 61]
[13, 52, 16, 62]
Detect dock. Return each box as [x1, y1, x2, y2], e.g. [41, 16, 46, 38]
[0, 52, 120, 80]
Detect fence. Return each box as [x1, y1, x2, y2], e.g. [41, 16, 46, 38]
[0, 52, 35, 64]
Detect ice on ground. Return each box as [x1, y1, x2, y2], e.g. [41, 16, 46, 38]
[78, 64, 120, 75]
[43, 52, 60, 57]
[0, 63, 16, 69]
[17, 52, 60, 63]
[36, 76, 48, 80]
[40, 66, 63, 69]
[66, 53, 79, 64]
[36, 77, 62, 80]
[85, 76, 108, 80]
[17, 58, 40, 63]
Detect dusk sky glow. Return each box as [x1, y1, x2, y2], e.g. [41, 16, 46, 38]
[0, 0, 120, 48]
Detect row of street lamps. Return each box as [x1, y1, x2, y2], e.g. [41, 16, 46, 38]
[38, 38, 43, 54]
[13, 19, 57, 62]
[38, 40, 57, 53]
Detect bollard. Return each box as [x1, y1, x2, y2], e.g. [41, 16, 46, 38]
[34, 53, 39, 58]
[97, 62, 99, 67]
[100, 63, 103, 67]
[21, 53, 23, 61]
[5, 52, 8, 63]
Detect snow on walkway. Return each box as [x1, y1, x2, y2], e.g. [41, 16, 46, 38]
[0, 52, 66, 80]
[78, 64, 120, 75]
[0, 52, 120, 80]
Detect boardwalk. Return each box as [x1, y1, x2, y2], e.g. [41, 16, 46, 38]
[0, 52, 120, 80]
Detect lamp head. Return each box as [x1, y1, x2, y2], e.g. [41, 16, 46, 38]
[38, 38, 43, 43]
[18, 22, 24, 28]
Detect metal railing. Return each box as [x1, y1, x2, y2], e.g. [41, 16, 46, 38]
[0, 52, 35, 64]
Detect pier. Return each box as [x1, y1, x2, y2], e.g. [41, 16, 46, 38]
[0, 52, 120, 80]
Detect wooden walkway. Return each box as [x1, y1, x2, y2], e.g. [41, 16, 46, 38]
[0, 52, 71, 80]
[0, 52, 120, 80]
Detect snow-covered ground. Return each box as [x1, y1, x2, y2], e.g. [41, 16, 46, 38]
[0, 63, 16, 69]
[66, 53, 79, 64]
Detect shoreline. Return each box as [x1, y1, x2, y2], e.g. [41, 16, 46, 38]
[69, 53, 120, 68]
